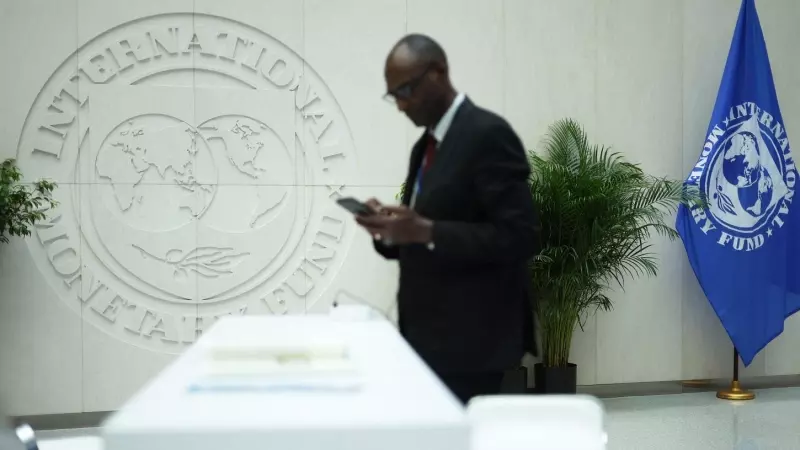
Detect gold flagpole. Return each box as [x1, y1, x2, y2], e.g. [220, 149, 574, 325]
[716, 348, 755, 401]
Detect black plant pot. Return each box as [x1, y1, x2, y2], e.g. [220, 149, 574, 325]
[534, 363, 577, 394]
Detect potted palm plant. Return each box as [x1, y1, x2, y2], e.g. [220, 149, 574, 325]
[528, 119, 697, 393]
[0, 159, 57, 244]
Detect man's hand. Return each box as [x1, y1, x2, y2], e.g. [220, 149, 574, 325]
[356, 202, 433, 245]
[357, 198, 390, 240]
[364, 198, 385, 215]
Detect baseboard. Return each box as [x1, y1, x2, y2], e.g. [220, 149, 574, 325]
[579, 374, 800, 398]
[13, 374, 800, 430]
[12, 411, 110, 431]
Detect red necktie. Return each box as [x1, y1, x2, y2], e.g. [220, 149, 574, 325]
[422, 135, 437, 175]
[413, 135, 437, 202]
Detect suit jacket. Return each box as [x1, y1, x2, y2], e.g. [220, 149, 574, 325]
[374, 98, 539, 375]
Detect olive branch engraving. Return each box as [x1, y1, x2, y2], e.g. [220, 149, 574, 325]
[133, 245, 249, 278]
[715, 185, 737, 215]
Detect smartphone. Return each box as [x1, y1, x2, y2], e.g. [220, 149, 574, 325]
[336, 197, 374, 216]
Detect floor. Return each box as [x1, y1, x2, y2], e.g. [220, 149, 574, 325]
[34, 387, 800, 450]
[603, 387, 800, 450]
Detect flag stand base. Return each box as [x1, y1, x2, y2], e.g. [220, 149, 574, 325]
[717, 381, 755, 401]
[717, 349, 755, 401]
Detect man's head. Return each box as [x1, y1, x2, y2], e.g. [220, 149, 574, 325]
[384, 34, 455, 127]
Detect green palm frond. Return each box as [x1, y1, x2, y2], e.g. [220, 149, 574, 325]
[531, 118, 698, 367]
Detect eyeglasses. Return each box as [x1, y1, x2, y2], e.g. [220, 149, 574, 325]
[383, 65, 433, 104]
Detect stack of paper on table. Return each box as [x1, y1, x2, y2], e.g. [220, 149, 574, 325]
[190, 337, 362, 393]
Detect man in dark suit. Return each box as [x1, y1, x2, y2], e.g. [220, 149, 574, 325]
[356, 34, 538, 404]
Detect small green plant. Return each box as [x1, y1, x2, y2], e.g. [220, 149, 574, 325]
[0, 159, 58, 244]
[395, 182, 407, 201]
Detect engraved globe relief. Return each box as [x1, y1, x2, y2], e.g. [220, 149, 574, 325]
[87, 101, 300, 303]
[16, 14, 359, 352]
[95, 115, 220, 234]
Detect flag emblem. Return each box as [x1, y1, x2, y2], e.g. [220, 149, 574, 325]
[689, 104, 795, 252]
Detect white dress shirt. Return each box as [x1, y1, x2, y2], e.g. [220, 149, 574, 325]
[430, 92, 466, 144]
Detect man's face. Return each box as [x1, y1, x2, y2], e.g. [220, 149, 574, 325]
[384, 48, 439, 127]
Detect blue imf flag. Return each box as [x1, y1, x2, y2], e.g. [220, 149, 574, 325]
[676, 0, 800, 365]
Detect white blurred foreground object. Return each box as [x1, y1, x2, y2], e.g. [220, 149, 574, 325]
[468, 395, 607, 450]
[38, 436, 102, 450]
[102, 316, 468, 450]
[328, 303, 384, 321]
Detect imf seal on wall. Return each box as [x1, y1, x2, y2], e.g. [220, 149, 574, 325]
[685, 102, 795, 252]
[15, 14, 360, 352]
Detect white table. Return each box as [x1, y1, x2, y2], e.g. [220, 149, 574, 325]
[102, 315, 469, 450]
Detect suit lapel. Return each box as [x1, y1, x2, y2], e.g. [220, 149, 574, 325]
[437, 97, 473, 149]
[411, 99, 474, 209]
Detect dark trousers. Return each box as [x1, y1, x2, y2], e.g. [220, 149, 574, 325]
[440, 372, 505, 405]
